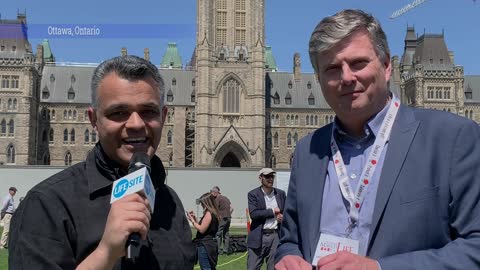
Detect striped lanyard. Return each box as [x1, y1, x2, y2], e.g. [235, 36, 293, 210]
[330, 97, 400, 235]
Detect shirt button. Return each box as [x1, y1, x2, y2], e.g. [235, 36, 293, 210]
[355, 144, 361, 150]
[350, 173, 357, 179]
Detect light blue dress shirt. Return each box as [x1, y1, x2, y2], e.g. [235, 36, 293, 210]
[320, 101, 391, 256]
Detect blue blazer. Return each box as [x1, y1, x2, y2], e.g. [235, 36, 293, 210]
[247, 187, 286, 249]
[276, 105, 480, 269]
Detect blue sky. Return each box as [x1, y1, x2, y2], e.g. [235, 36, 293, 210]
[2, 0, 479, 74]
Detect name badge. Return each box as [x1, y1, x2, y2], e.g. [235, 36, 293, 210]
[312, 233, 359, 265]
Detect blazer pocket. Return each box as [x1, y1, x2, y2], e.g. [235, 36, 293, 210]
[400, 186, 440, 205]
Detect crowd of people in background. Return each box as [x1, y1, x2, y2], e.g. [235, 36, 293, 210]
[187, 167, 286, 270]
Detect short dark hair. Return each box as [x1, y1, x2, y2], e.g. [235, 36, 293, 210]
[90, 55, 165, 109]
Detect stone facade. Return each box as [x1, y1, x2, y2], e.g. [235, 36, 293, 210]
[1, 8, 479, 169]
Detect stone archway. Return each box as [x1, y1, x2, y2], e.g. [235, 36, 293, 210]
[214, 140, 250, 167]
[220, 152, 241, 167]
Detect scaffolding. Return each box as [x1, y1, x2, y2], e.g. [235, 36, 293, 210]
[185, 108, 195, 167]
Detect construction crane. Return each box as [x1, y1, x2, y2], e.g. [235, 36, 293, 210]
[390, 0, 429, 19]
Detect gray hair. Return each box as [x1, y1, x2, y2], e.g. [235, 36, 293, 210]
[90, 55, 164, 109]
[309, 9, 390, 73]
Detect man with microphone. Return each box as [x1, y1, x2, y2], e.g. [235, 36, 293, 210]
[9, 55, 195, 269]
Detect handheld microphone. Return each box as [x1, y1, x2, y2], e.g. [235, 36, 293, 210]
[110, 152, 155, 260]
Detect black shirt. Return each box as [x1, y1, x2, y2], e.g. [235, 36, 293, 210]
[9, 144, 195, 269]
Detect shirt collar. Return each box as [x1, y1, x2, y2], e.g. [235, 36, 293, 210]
[333, 98, 392, 141]
[86, 143, 166, 197]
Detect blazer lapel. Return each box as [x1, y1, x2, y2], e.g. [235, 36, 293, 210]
[307, 126, 332, 260]
[368, 106, 419, 250]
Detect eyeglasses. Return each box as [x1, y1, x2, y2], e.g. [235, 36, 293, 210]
[262, 174, 275, 179]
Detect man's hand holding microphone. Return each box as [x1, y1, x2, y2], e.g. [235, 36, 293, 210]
[77, 152, 155, 270]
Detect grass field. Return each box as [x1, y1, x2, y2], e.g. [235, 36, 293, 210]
[0, 227, 266, 270]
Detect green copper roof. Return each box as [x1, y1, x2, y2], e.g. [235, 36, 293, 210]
[160, 42, 182, 68]
[264, 46, 277, 71]
[42, 39, 54, 62]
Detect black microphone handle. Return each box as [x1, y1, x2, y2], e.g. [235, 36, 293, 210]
[125, 152, 150, 261]
[126, 232, 141, 260]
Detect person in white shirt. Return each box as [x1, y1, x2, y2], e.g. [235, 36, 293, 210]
[1, 186, 17, 249]
[247, 168, 286, 270]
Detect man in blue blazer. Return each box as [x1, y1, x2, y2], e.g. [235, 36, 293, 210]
[275, 9, 480, 270]
[247, 168, 286, 270]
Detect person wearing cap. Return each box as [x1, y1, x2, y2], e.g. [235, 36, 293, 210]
[0, 186, 17, 249]
[210, 186, 233, 255]
[247, 168, 286, 270]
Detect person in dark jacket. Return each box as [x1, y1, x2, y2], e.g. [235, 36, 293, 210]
[8, 55, 195, 269]
[188, 192, 221, 270]
[247, 168, 286, 270]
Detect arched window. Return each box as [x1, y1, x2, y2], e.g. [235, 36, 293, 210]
[167, 90, 174, 102]
[306, 115, 310, 126]
[47, 109, 51, 120]
[465, 110, 468, 118]
[73, 110, 77, 120]
[64, 110, 67, 120]
[470, 110, 473, 120]
[285, 92, 292, 105]
[223, 79, 240, 113]
[42, 129, 47, 142]
[286, 115, 290, 125]
[91, 130, 97, 142]
[64, 151, 72, 166]
[6, 144, 15, 164]
[63, 129, 68, 143]
[329, 115, 334, 123]
[13, 99, 17, 110]
[191, 90, 195, 103]
[84, 110, 88, 121]
[275, 115, 279, 125]
[42, 109, 47, 120]
[273, 132, 279, 147]
[172, 78, 177, 86]
[169, 152, 173, 167]
[288, 80, 293, 89]
[307, 81, 312, 89]
[68, 110, 72, 120]
[308, 93, 315, 105]
[67, 86, 75, 100]
[315, 115, 318, 126]
[325, 116, 329, 124]
[49, 128, 54, 143]
[7, 99, 12, 110]
[42, 86, 50, 99]
[84, 129, 90, 144]
[270, 155, 277, 169]
[8, 119, 14, 135]
[167, 130, 173, 145]
[293, 132, 298, 146]
[70, 128, 75, 143]
[273, 92, 280, 105]
[287, 132, 292, 147]
[294, 115, 299, 125]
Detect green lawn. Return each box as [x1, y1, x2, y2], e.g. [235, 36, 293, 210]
[0, 228, 6, 269]
[0, 227, 268, 270]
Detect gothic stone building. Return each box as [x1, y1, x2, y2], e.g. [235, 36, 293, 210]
[1, 6, 479, 169]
